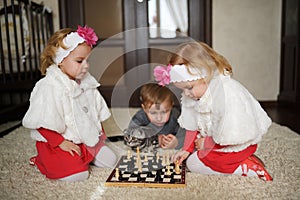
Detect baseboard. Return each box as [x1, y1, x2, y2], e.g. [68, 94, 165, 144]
[259, 101, 278, 108]
[0, 103, 28, 124]
[0, 121, 22, 138]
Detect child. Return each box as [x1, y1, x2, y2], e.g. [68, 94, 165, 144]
[22, 25, 117, 181]
[153, 42, 273, 181]
[125, 83, 185, 150]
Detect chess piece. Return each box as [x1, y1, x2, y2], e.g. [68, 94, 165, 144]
[175, 160, 181, 174]
[136, 156, 140, 168]
[165, 165, 172, 176]
[127, 150, 131, 159]
[115, 168, 120, 180]
[166, 152, 170, 166]
[155, 170, 163, 182]
[138, 161, 142, 172]
[136, 146, 141, 161]
[156, 152, 160, 162]
[162, 155, 166, 166]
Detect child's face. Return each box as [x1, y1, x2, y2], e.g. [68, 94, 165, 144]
[143, 100, 172, 127]
[59, 43, 91, 80]
[174, 78, 207, 100]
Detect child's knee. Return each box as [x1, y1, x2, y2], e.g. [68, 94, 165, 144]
[93, 146, 118, 168]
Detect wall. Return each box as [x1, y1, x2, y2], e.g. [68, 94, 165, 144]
[213, 0, 281, 100]
[84, 0, 123, 39]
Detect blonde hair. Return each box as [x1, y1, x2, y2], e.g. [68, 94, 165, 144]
[40, 28, 75, 75]
[140, 83, 174, 109]
[168, 41, 232, 82]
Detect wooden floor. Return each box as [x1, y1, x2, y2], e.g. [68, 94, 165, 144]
[261, 102, 300, 134]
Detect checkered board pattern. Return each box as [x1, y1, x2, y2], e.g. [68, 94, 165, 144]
[105, 155, 186, 188]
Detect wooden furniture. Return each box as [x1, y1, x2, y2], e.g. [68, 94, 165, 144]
[0, 0, 53, 125]
[278, 0, 300, 109]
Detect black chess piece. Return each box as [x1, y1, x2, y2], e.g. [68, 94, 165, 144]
[155, 170, 163, 182]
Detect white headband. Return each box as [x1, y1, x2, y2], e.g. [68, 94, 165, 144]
[170, 64, 207, 83]
[153, 64, 207, 86]
[53, 32, 85, 65]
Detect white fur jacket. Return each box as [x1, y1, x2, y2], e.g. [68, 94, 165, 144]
[178, 74, 272, 152]
[22, 65, 111, 147]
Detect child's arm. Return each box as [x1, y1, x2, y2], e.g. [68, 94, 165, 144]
[194, 136, 216, 150]
[172, 130, 198, 164]
[37, 127, 65, 147]
[182, 130, 198, 152]
[37, 127, 81, 156]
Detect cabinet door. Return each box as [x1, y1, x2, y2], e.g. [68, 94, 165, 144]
[279, 0, 300, 105]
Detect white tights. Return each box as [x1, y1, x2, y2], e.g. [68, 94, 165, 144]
[92, 146, 118, 168]
[186, 152, 257, 177]
[59, 171, 89, 182]
[59, 146, 117, 182]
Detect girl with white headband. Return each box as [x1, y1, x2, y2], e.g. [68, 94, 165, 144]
[153, 42, 273, 181]
[22, 26, 117, 181]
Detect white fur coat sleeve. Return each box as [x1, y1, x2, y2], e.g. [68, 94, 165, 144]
[22, 78, 66, 133]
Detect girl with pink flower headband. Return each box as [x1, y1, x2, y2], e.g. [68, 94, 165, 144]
[22, 25, 117, 181]
[153, 41, 273, 181]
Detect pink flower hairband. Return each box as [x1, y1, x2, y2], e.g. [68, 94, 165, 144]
[77, 25, 98, 47]
[153, 64, 207, 86]
[153, 64, 172, 86]
[54, 25, 98, 65]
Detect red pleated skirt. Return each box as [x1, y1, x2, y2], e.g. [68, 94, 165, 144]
[197, 137, 257, 173]
[34, 140, 104, 179]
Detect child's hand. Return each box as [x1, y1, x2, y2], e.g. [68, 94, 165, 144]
[76, 59, 89, 80]
[59, 140, 81, 156]
[172, 150, 190, 165]
[158, 134, 178, 149]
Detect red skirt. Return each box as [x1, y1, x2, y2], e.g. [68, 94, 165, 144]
[197, 137, 257, 173]
[34, 140, 105, 179]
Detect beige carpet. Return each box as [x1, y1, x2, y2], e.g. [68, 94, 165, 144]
[0, 113, 299, 199]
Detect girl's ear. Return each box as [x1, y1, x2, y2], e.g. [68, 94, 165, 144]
[141, 103, 145, 110]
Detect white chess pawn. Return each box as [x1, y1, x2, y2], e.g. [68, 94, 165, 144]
[136, 147, 141, 161]
[138, 160, 142, 172]
[166, 153, 170, 166]
[127, 150, 131, 159]
[165, 165, 172, 176]
[162, 155, 166, 166]
[115, 168, 120, 180]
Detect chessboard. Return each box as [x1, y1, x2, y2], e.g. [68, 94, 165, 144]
[105, 150, 186, 188]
